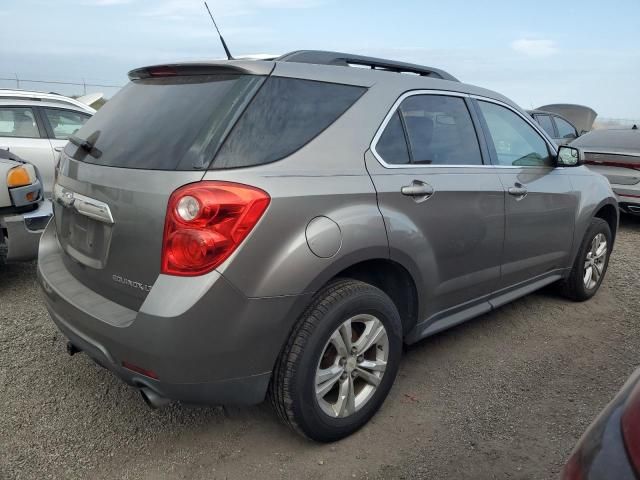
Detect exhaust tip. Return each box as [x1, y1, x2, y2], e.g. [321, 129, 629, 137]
[140, 387, 171, 409]
[66, 341, 81, 356]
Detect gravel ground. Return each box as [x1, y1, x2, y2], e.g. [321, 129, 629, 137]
[1, 215, 638, 480]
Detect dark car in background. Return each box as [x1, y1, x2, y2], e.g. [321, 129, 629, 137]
[562, 368, 640, 480]
[528, 109, 581, 145]
[571, 127, 640, 215]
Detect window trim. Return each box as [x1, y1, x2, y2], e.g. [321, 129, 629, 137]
[371, 90, 557, 169]
[0, 105, 46, 139]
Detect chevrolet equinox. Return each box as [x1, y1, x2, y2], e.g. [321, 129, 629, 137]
[38, 50, 618, 441]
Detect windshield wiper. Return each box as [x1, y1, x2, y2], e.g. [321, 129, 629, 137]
[69, 135, 102, 158]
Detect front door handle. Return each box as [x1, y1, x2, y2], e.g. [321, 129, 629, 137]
[401, 181, 434, 197]
[54, 146, 64, 152]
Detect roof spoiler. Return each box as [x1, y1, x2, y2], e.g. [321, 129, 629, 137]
[128, 61, 274, 80]
[277, 50, 459, 82]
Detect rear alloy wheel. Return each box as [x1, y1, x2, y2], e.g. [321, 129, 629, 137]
[270, 279, 402, 442]
[561, 217, 612, 301]
[315, 314, 389, 418]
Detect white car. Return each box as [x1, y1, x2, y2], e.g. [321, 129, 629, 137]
[0, 148, 51, 262]
[0, 89, 95, 196]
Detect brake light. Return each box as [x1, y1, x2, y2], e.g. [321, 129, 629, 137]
[622, 380, 640, 475]
[147, 66, 177, 77]
[161, 181, 270, 276]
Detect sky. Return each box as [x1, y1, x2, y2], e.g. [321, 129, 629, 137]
[0, 0, 638, 119]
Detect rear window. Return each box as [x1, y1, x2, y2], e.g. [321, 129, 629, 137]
[65, 75, 264, 170]
[65, 75, 365, 171]
[212, 77, 366, 169]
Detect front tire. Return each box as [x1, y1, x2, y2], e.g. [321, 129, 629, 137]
[561, 217, 612, 301]
[270, 279, 402, 442]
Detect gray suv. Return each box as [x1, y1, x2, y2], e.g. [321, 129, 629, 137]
[38, 51, 618, 442]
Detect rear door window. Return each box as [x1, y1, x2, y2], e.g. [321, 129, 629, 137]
[555, 117, 578, 139]
[375, 94, 483, 166]
[0, 107, 41, 138]
[478, 101, 552, 167]
[212, 77, 366, 169]
[534, 114, 556, 137]
[43, 108, 91, 139]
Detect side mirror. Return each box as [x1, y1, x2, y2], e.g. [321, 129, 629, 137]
[557, 146, 582, 167]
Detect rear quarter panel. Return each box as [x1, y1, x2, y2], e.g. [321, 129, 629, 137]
[202, 79, 402, 298]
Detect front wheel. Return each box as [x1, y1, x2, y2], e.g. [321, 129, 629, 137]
[561, 217, 612, 301]
[270, 279, 403, 442]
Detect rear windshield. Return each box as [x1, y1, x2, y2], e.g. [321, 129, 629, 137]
[65, 75, 365, 171]
[64, 74, 263, 170]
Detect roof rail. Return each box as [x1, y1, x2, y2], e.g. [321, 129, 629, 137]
[277, 50, 459, 82]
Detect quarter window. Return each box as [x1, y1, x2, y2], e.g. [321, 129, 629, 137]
[555, 117, 578, 139]
[478, 101, 552, 167]
[43, 108, 90, 140]
[213, 77, 366, 169]
[0, 107, 40, 138]
[375, 95, 483, 166]
[376, 111, 410, 165]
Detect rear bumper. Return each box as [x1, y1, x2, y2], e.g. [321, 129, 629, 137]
[1, 199, 52, 262]
[37, 222, 311, 406]
[613, 188, 640, 215]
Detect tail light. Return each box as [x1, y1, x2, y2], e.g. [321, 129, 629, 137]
[561, 451, 585, 480]
[622, 380, 640, 475]
[161, 181, 270, 276]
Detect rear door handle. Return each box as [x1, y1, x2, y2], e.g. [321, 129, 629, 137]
[54, 146, 64, 152]
[508, 186, 528, 198]
[401, 181, 434, 201]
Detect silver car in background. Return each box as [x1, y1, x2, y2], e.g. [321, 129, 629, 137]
[0, 89, 94, 196]
[571, 127, 640, 215]
[38, 50, 618, 441]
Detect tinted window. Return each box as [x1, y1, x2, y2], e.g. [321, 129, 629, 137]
[376, 111, 410, 164]
[43, 108, 90, 139]
[399, 95, 482, 165]
[0, 107, 40, 138]
[535, 114, 555, 137]
[213, 77, 365, 169]
[65, 75, 263, 170]
[555, 117, 577, 139]
[478, 101, 552, 167]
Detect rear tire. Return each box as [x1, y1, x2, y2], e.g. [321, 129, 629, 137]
[561, 217, 612, 301]
[270, 278, 402, 442]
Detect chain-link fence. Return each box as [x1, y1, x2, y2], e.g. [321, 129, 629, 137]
[0, 74, 122, 98]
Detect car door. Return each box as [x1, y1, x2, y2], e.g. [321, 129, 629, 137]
[473, 99, 577, 297]
[0, 105, 56, 196]
[366, 92, 505, 333]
